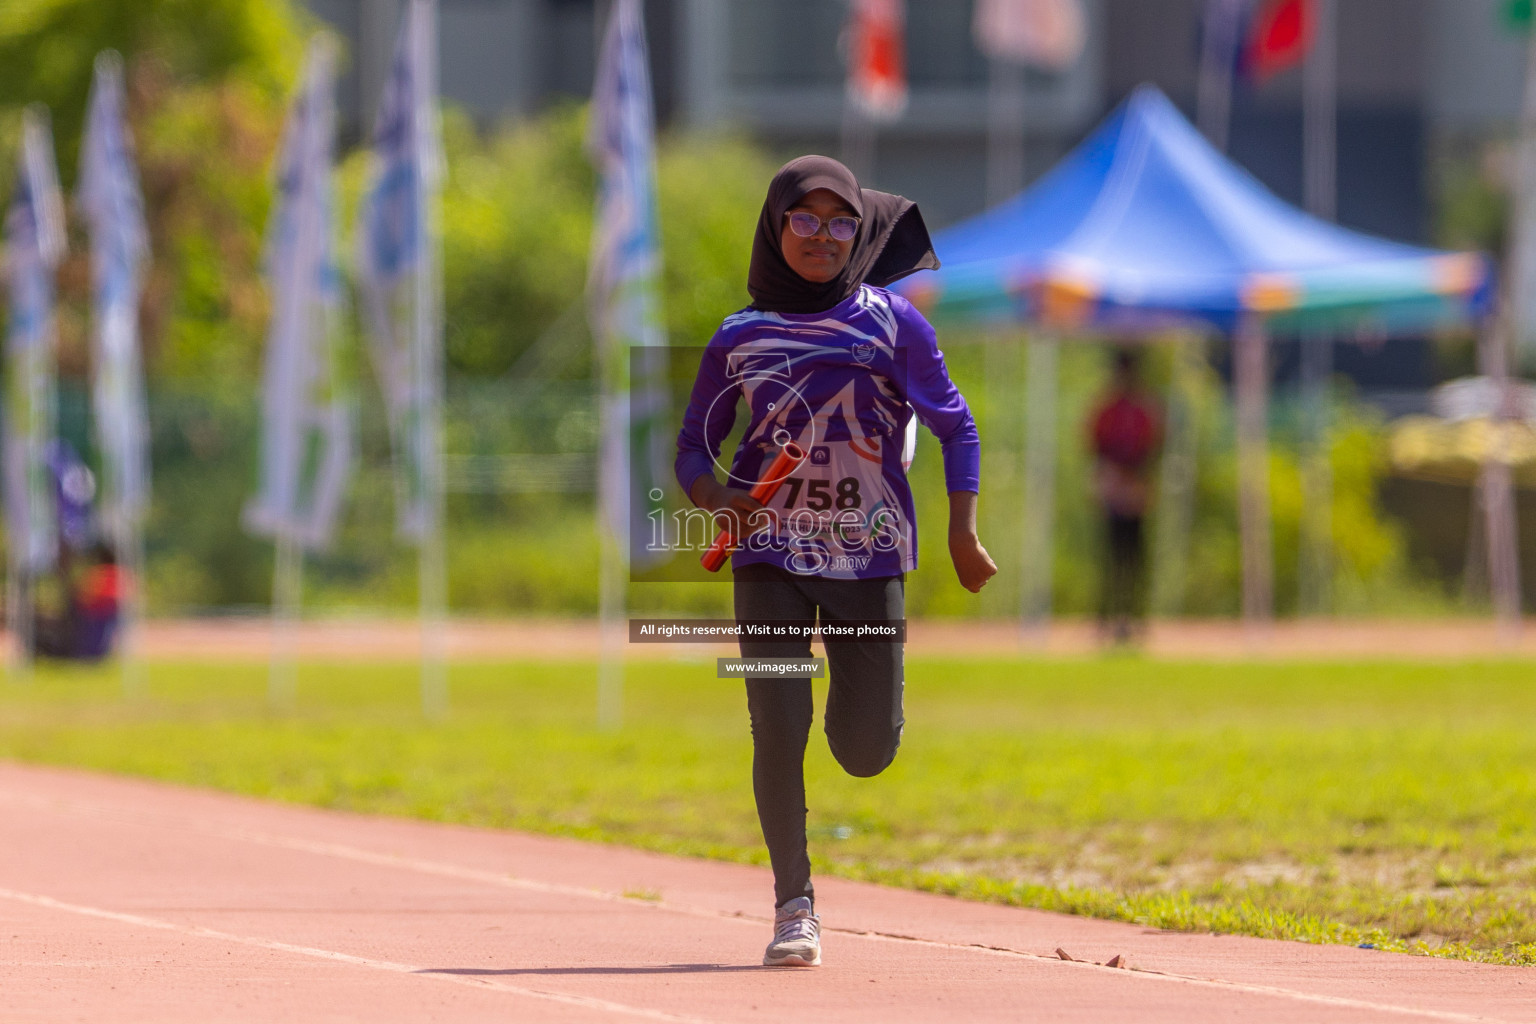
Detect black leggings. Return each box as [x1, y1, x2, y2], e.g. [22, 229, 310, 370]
[1100, 512, 1147, 625]
[733, 562, 905, 908]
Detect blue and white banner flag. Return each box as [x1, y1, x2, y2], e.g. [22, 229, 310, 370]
[356, 0, 443, 544]
[78, 52, 151, 545]
[588, 0, 669, 572]
[1196, 0, 1253, 149]
[245, 35, 352, 550]
[1199, 0, 1256, 81]
[3, 107, 66, 576]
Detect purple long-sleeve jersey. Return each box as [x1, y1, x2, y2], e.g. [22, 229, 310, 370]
[675, 285, 979, 580]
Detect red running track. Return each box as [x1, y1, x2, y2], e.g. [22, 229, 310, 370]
[0, 761, 1530, 1023]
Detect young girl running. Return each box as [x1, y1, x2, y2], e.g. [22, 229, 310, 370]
[675, 155, 996, 967]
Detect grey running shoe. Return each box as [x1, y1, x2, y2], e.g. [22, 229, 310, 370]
[763, 896, 821, 966]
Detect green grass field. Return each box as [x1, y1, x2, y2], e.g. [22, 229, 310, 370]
[2, 653, 1534, 965]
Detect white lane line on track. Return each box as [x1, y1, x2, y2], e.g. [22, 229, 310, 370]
[0, 784, 1518, 1024]
[833, 931, 1513, 1024]
[202, 828, 1522, 1024]
[0, 886, 719, 1024]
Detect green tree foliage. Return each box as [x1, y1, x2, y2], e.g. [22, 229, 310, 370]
[361, 106, 776, 378]
[0, 0, 309, 380]
[656, 133, 773, 345]
[0, 0, 304, 179]
[134, 65, 289, 380]
[430, 107, 596, 377]
[0, 1, 308, 610]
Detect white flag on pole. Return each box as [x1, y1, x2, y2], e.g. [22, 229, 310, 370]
[245, 36, 352, 549]
[972, 0, 1087, 71]
[588, 0, 670, 573]
[3, 107, 66, 578]
[78, 52, 151, 546]
[356, 0, 443, 544]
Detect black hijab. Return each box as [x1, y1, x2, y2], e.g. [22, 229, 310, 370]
[746, 155, 939, 315]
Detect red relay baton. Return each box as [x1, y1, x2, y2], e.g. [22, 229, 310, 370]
[700, 442, 807, 572]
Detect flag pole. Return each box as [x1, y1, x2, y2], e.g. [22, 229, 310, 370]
[1150, 330, 1202, 617]
[597, 475, 623, 729]
[840, 104, 876, 185]
[419, 466, 448, 720]
[1196, 0, 1238, 152]
[415, 0, 448, 720]
[1511, 6, 1536, 375]
[1019, 332, 1058, 637]
[1235, 315, 1274, 627]
[6, 571, 31, 678]
[119, 514, 146, 696]
[985, 56, 1027, 209]
[1480, 318, 1522, 638]
[988, 55, 1037, 640]
[269, 534, 301, 710]
[1477, 17, 1536, 638]
[417, 285, 448, 722]
[1177, 1, 1242, 626]
[593, 0, 625, 731]
[1302, 0, 1336, 221]
[1299, 0, 1337, 616]
[983, 45, 1024, 635]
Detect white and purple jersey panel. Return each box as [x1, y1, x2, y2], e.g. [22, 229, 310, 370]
[675, 285, 980, 579]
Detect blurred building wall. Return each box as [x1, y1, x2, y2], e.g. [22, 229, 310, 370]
[306, 0, 594, 141]
[1426, 0, 1525, 132]
[301, 1, 1522, 228]
[296, 0, 1530, 395]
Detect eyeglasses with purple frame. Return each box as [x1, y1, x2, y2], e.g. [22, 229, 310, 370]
[784, 211, 861, 241]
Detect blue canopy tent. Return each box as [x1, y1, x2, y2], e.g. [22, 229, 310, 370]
[900, 84, 1491, 335]
[894, 84, 1499, 625]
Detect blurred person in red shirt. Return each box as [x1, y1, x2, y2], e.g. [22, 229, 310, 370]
[75, 542, 126, 659]
[1087, 349, 1161, 645]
